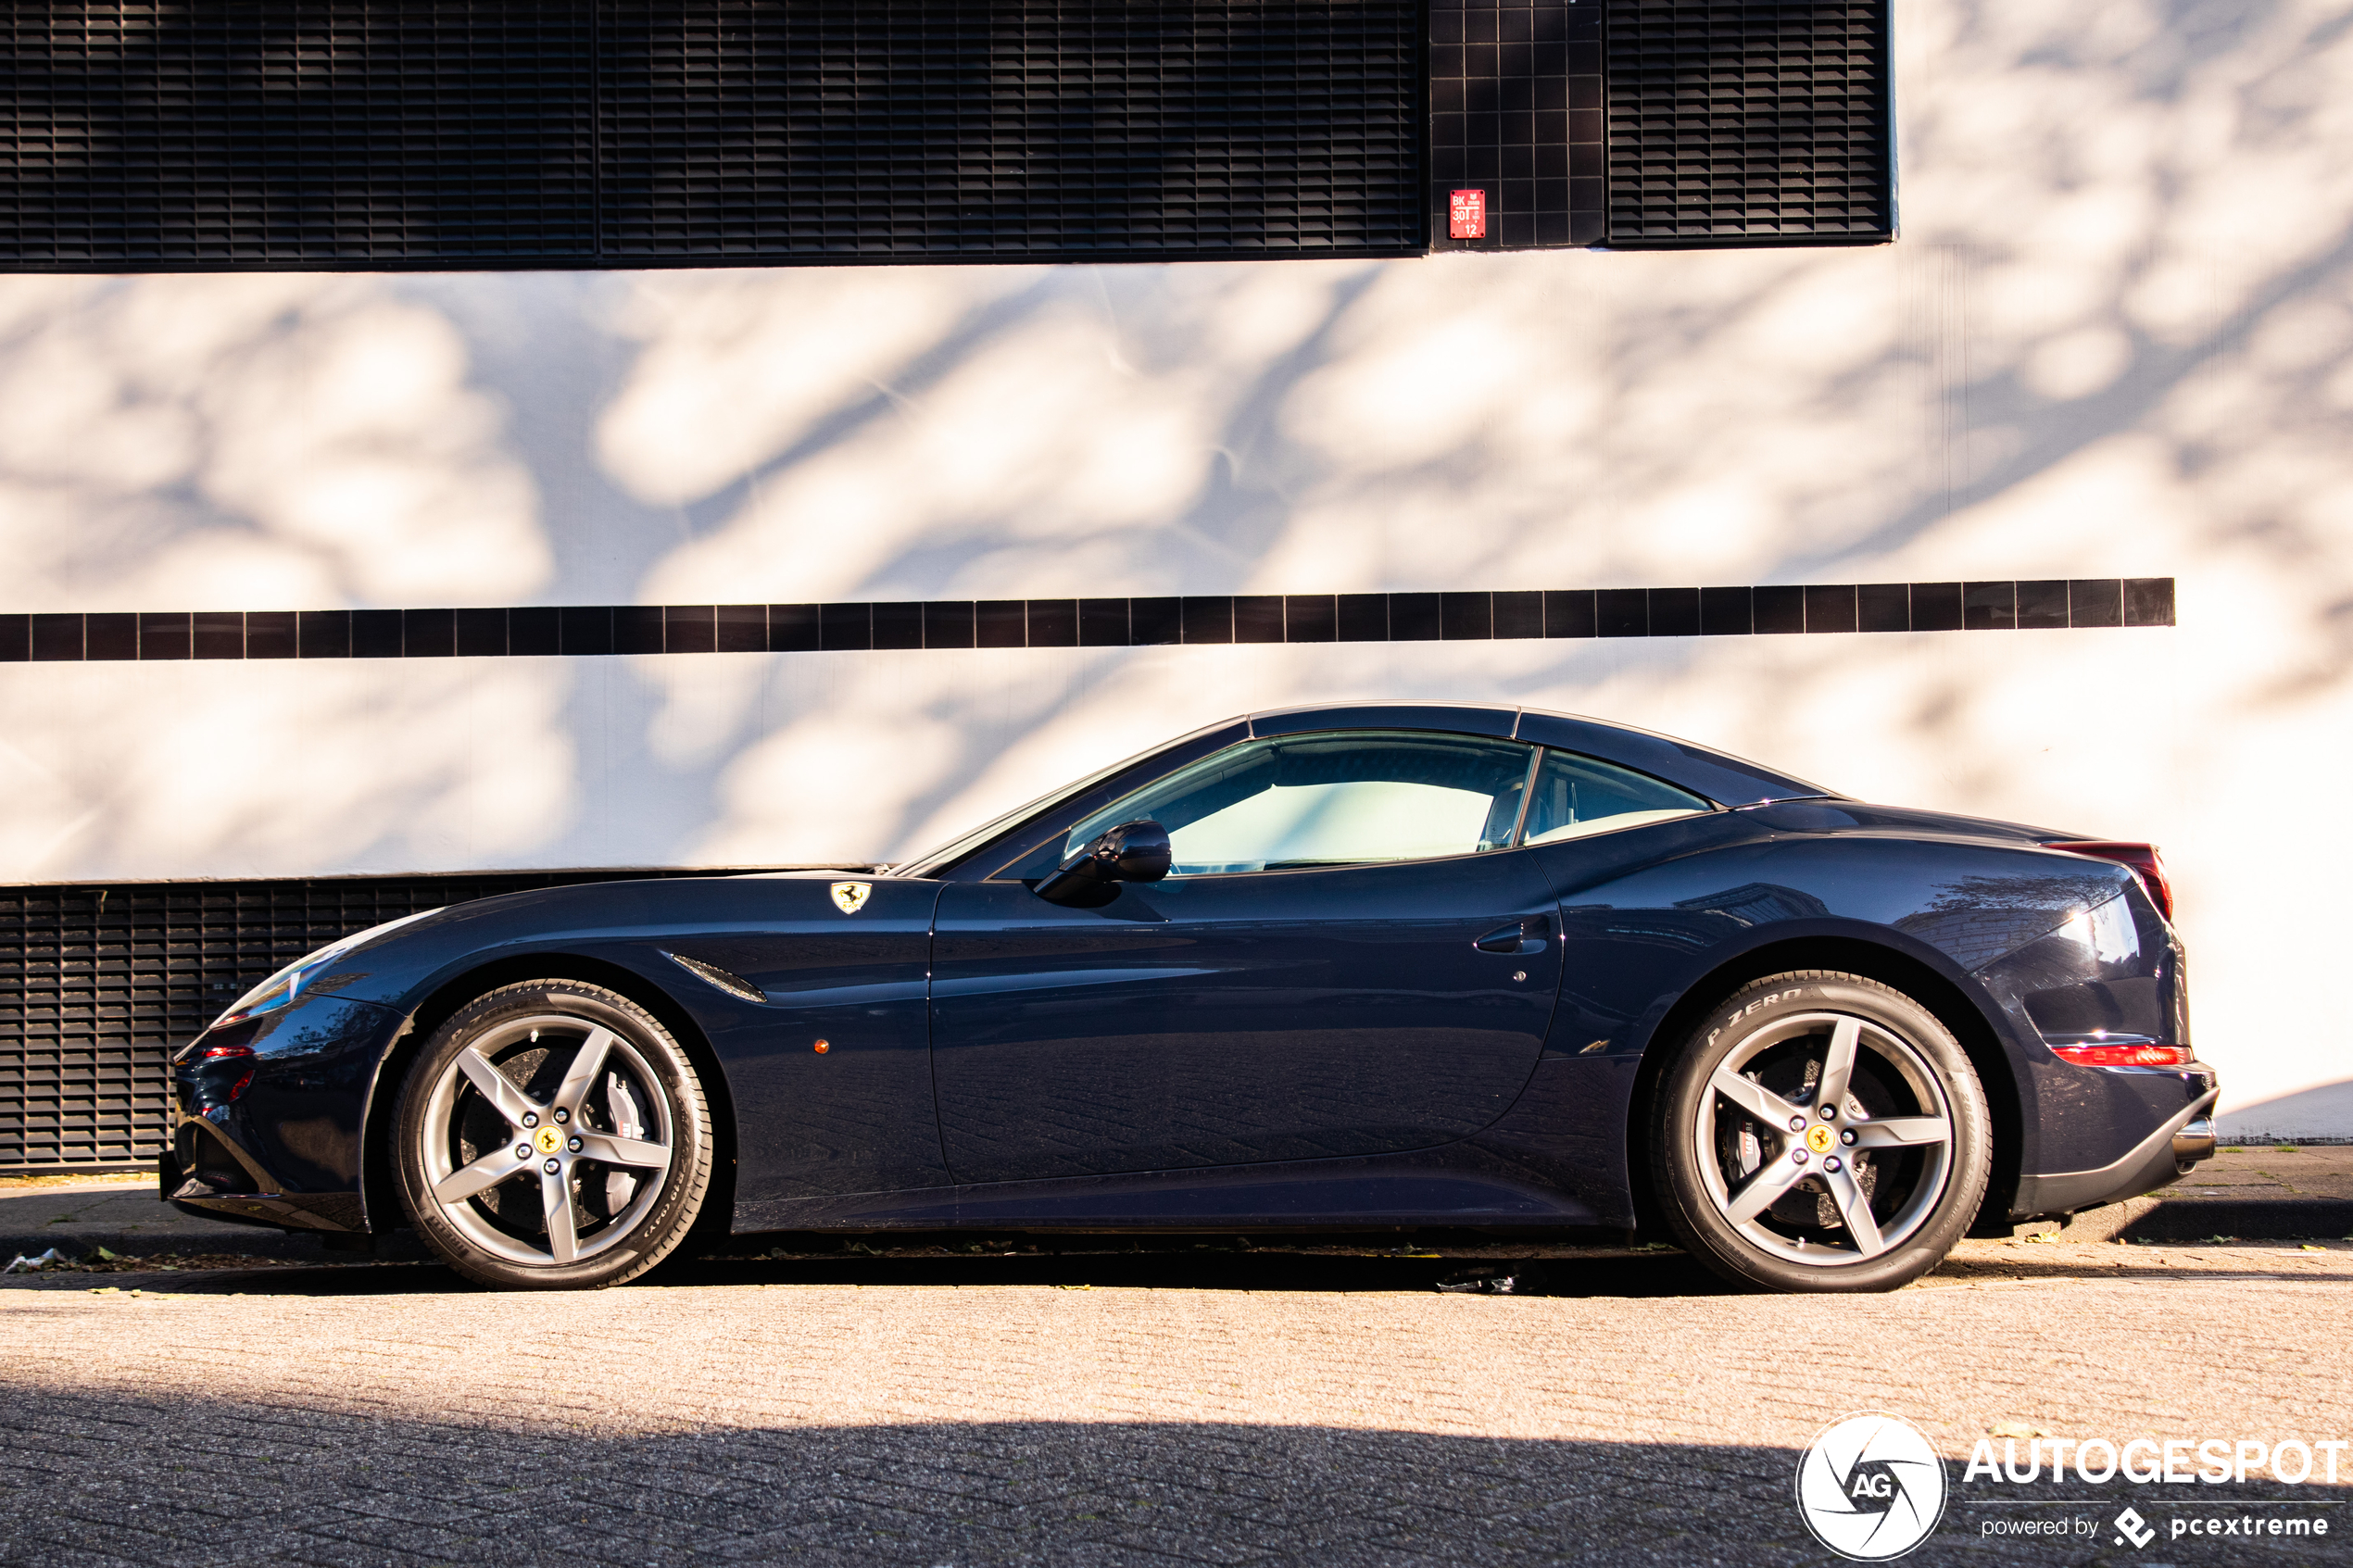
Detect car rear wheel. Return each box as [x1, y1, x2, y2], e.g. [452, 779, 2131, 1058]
[1652, 972, 1991, 1292]
[394, 981, 713, 1289]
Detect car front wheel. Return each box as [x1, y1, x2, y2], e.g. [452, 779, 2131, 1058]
[394, 981, 713, 1289]
[1653, 971, 1992, 1292]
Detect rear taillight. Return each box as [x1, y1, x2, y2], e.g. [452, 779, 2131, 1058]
[2044, 840, 2173, 922]
[201, 1044, 256, 1061]
[2050, 1042, 2192, 1067]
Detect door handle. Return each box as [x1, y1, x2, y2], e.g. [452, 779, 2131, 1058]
[1473, 915, 1552, 954]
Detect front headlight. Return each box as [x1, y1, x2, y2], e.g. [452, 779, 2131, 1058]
[210, 908, 445, 1028]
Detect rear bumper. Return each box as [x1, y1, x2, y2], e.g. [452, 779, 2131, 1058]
[2013, 1088, 2221, 1217]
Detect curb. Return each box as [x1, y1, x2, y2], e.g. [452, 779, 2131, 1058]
[2020, 1196, 2353, 1244]
[2, 1229, 359, 1265]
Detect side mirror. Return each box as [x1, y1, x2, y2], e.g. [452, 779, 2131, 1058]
[1035, 820, 1172, 906]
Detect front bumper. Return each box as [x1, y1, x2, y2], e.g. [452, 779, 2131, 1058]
[167, 991, 406, 1234]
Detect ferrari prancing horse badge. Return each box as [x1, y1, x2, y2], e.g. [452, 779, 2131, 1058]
[830, 882, 871, 914]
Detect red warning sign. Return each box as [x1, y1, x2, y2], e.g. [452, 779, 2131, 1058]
[1448, 188, 1487, 240]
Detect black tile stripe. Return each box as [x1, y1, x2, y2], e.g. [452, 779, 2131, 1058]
[1856, 583, 1907, 633]
[1544, 590, 1596, 637]
[1805, 585, 1857, 635]
[1494, 591, 1542, 639]
[1699, 586, 1751, 635]
[138, 611, 188, 661]
[0, 581, 2180, 664]
[975, 601, 1025, 649]
[1285, 596, 1337, 644]
[1390, 594, 1442, 640]
[1755, 584, 1805, 634]
[1235, 596, 1285, 644]
[615, 606, 664, 655]
[245, 611, 296, 659]
[875, 603, 924, 651]
[513, 606, 562, 656]
[1133, 597, 1183, 646]
[1648, 588, 1699, 638]
[1596, 587, 1645, 637]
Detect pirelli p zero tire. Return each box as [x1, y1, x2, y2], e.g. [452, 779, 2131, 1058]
[1652, 972, 1992, 1294]
[394, 981, 713, 1290]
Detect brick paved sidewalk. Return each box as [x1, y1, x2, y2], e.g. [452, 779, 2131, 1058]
[3, 1241, 2348, 1567]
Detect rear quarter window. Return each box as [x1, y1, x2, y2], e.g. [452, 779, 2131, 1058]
[1521, 750, 1711, 845]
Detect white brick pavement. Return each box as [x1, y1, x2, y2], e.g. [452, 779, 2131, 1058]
[2, 1242, 2348, 1566]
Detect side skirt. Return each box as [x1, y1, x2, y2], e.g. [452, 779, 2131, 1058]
[731, 1155, 1601, 1234]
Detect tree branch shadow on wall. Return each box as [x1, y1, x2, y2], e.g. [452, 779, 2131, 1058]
[16, 2, 2353, 898]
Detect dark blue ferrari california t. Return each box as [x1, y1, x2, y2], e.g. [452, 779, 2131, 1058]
[162, 702, 2216, 1292]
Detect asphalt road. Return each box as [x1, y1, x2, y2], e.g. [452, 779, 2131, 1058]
[3, 1239, 2349, 1567]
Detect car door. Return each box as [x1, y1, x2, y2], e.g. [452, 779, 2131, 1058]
[927, 729, 1565, 1183]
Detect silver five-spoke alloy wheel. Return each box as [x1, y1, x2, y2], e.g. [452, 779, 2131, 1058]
[395, 981, 711, 1289]
[421, 1015, 675, 1267]
[1697, 1010, 1953, 1265]
[1655, 971, 1991, 1293]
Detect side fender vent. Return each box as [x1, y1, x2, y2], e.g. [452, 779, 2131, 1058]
[665, 953, 766, 1006]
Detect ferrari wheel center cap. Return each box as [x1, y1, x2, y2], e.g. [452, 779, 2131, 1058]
[534, 1125, 564, 1156]
[1804, 1123, 1835, 1155]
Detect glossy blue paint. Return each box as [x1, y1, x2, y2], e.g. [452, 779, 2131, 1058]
[170, 995, 401, 1193]
[929, 851, 1563, 1183]
[1973, 889, 2206, 1176]
[648, 874, 950, 1205]
[733, 1158, 1601, 1232]
[158, 701, 2216, 1242]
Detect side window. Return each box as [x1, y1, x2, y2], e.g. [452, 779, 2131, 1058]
[1521, 750, 1710, 845]
[1063, 731, 1537, 875]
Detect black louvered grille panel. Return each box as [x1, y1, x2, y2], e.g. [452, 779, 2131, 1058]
[0, 3, 597, 265]
[0, 870, 757, 1171]
[598, 2, 1424, 258]
[0, 1, 1425, 268]
[1604, 0, 1890, 246]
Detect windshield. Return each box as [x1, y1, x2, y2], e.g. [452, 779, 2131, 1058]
[890, 722, 1235, 878]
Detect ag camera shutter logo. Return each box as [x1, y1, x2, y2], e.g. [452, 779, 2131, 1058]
[1796, 1412, 1950, 1560]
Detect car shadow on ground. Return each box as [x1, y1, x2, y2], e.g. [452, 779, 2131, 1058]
[10, 1236, 2345, 1298]
[4, 1248, 1733, 1298]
